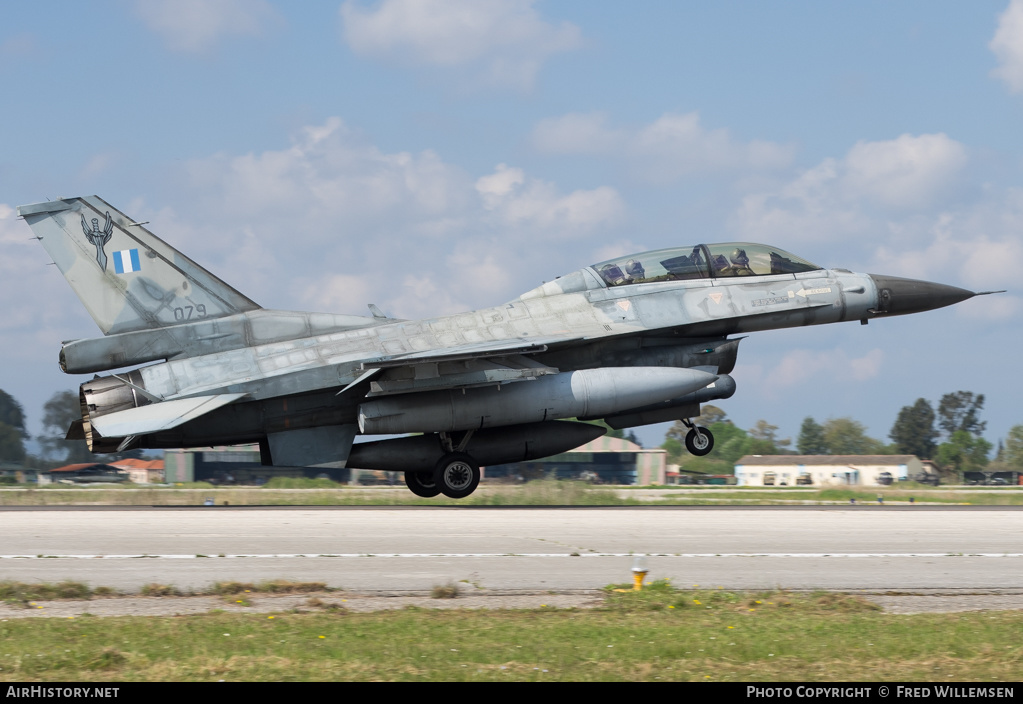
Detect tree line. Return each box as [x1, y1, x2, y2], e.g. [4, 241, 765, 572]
[661, 390, 1023, 478]
[0, 389, 143, 468]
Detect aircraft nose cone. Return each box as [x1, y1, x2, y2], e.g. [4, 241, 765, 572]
[868, 274, 976, 317]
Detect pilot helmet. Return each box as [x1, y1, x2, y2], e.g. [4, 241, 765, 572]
[624, 259, 645, 279]
[600, 263, 628, 285]
[730, 248, 750, 266]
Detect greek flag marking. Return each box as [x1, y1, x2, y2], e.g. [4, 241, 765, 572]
[113, 249, 141, 274]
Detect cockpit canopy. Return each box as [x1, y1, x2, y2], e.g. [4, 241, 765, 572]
[592, 243, 821, 287]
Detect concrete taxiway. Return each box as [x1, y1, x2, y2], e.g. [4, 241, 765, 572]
[1, 506, 1020, 592]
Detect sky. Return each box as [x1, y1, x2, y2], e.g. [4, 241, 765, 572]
[1, 0, 1021, 453]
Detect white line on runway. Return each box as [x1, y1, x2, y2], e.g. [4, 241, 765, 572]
[2, 553, 1023, 559]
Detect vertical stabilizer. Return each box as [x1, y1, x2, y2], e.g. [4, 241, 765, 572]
[19, 196, 260, 335]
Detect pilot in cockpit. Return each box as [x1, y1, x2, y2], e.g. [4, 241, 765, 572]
[600, 263, 631, 286]
[624, 259, 645, 281]
[728, 248, 755, 276]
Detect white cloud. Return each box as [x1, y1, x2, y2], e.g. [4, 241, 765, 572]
[742, 347, 884, 400]
[866, 187, 1023, 312]
[990, 0, 1023, 93]
[843, 134, 968, 210]
[79, 153, 117, 180]
[731, 132, 969, 246]
[530, 112, 619, 154]
[848, 349, 884, 381]
[956, 293, 1021, 320]
[475, 162, 526, 204]
[728, 132, 1023, 321]
[0, 204, 86, 338]
[154, 119, 624, 317]
[475, 164, 624, 233]
[300, 273, 375, 315]
[730, 158, 871, 246]
[185, 117, 472, 237]
[531, 111, 794, 182]
[340, 0, 582, 90]
[132, 0, 276, 53]
[590, 239, 648, 264]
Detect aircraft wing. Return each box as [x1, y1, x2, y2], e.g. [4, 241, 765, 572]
[89, 393, 247, 437]
[357, 337, 576, 396]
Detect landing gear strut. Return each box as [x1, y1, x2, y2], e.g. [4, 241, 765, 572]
[682, 419, 714, 456]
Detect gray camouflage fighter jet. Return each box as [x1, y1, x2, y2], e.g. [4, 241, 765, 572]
[19, 196, 996, 499]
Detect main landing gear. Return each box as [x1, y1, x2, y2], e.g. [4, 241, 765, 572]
[404, 431, 481, 499]
[404, 470, 440, 498]
[682, 419, 714, 456]
[433, 452, 481, 499]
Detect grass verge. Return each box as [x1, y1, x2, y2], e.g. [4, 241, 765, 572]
[0, 580, 101, 606]
[1, 580, 331, 602]
[1, 583, 1021, 681]
[1, 481, 1022, 506]
[0, 480, 640, 506]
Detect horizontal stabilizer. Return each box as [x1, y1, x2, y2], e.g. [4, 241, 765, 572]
[90, 393, 246, 437]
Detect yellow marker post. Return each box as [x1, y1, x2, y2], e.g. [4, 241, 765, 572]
[631, 555, 649, 591]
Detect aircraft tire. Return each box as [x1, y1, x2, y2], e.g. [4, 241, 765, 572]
[685, 427, 714, 456]
[405, 470, 441, 498]
[433, 452, 481, 499]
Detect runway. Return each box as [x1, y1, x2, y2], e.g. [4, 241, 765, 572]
[2, 506, 1021, 592]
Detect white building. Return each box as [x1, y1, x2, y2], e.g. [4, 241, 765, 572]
[734, 455, 924, 487]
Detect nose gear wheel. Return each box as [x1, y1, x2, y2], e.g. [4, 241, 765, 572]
[684, 426, 714, 456]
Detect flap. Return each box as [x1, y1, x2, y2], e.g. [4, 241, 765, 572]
[90, 393, 246, 437]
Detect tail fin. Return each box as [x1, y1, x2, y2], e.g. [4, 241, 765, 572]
[19, 196, 260, 335]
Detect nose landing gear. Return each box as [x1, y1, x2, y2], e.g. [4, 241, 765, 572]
[682, 419, 714, 456]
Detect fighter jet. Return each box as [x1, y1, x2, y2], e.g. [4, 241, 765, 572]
[19, 196, 995, 499]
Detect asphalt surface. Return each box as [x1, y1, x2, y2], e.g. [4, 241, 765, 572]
[2, 506, 1022, 593]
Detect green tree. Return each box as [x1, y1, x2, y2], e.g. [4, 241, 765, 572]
[0, 423, 26, 463]
[40, 391, 92, 464]
[662, 420, 748, 465]
[664, 405, 730, 452]
[0, 390, 27, 437]
[797, 417, 828, 455]
[937, 391, 986, 438]
[748, 420, 790, 454]
[0, 389, 28, 463]
[695, 405, 729, 426]
[661, 437, 684, 463]
[935, 430, 992, 473]
[889, 398, 938, 459]
[1003, 425, 1023, 470]
[708, 422, 752, 464]
[821, 418, 886, 455]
